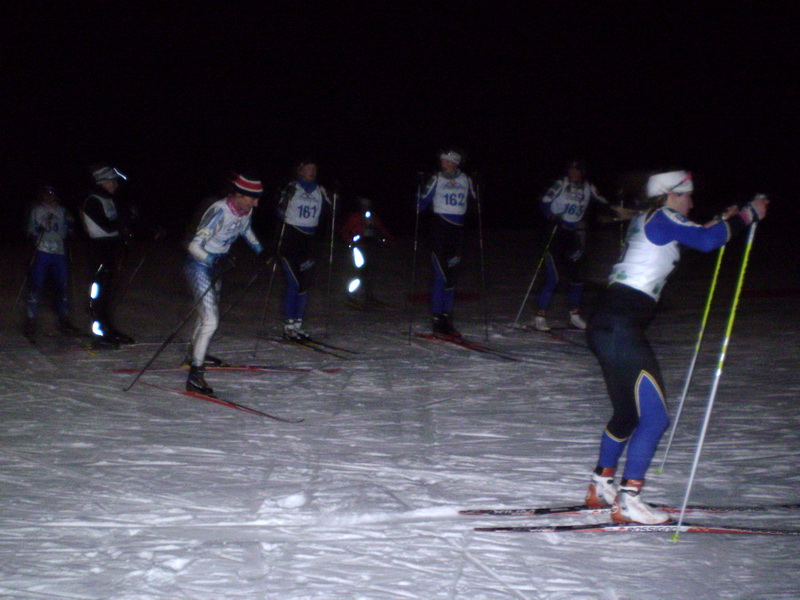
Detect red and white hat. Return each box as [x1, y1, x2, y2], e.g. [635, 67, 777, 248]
[233, 173, 263, 197]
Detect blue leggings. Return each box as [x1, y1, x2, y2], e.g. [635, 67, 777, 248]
[587, 284, 670, 481]
[430, 218, 462, 314]
[281, 228, 315, 321]
[536, 228, 584, 311]
[281, 258, 309, 320]
[27, 251, 69, 319]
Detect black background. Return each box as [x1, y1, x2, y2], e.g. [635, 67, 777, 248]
[3, 3, 798, 239]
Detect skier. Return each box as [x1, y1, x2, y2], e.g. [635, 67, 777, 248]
[339, 196, 394, 309]
[276, 158, 333, 340]
[584, 170, 768, 524]
[80, 165, 135, 347]
[24, 184, 78, 341]
[417, 150, 477, 338]
[185, 173, 265, 396]
[534, 160, 622, 332]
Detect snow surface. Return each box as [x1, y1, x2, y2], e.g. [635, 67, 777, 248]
[1, 225, 799, 599]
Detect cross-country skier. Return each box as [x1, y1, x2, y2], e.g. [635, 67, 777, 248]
[80, 165, 135, 347]
[534, 160, 624, 332]
[340, 196, 394, 309]
[185, 173, 265, 396]
[417, 150, 477, 338]
[24, 184, 78, 341]
[276, 158, 333, 340]
[584, 170, 768, 524]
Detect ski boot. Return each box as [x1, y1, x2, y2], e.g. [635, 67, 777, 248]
[186, 366, 215, 397]
[282, 319, 310, 341]
[569, 309, 587, 330]
[533, 310, 550, 332]
[611, 479, 671, 524]
[432, 313, 460, 339]
[90, 320, 120, 349]
[585, 467, 617, 508]
[282, 319, 297, 340]
[292, 319, 310, 340]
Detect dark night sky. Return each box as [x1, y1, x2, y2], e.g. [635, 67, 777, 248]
[2, 3, 798, 238]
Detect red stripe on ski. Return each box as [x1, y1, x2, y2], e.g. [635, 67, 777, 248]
[138, 381, 304, 423]
[475, 522, 800, 535]
[460, 502, 800, 517]
[413, 333, 520, 362]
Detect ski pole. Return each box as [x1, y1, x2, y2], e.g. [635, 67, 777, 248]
[475, 180, 490, 340]
[617, 191, 626, 250]
[512, 223, 557, 329]
[11, 268, 31, 318]
[324, 191, 338, 337]
[252, 220, 286, 357]
[123, 263, 231, 392]
[115, 232, 164, 305]
[406, 175, 424, 342]
[218, 258, 272, 324]
[115, 244, 150, 306]
[258, 221, 286, 330]
[673, 223, 758, 541]
[11, 231, 45, 318]
[67, 244, 77, 321]
[657, 245, 726, 473]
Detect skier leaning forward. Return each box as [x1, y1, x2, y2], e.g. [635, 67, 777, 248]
[185, 173, 265, 396]
[535, 160, 622, 332]
[584, 170, 768, 524]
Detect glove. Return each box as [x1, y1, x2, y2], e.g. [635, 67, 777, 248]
[742, 194, 768, 224]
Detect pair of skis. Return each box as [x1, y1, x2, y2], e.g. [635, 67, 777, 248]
[513, 324, 589, 349]
[413, 333, 520, 362]
[285, 336, 359, 359]
[123, 334, 357, 419]
[259, 333, 359, 360]
[460, 502, 800, 535]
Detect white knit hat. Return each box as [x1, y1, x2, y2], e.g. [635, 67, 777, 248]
[646, 170, 693, 197]
[439, 150, 462, 166]
[92, 166, 127, 183]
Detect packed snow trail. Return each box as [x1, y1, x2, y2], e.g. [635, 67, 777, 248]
[2, 230, 799, 599]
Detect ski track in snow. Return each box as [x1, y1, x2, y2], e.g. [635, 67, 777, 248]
[1, 231, 799, 599]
